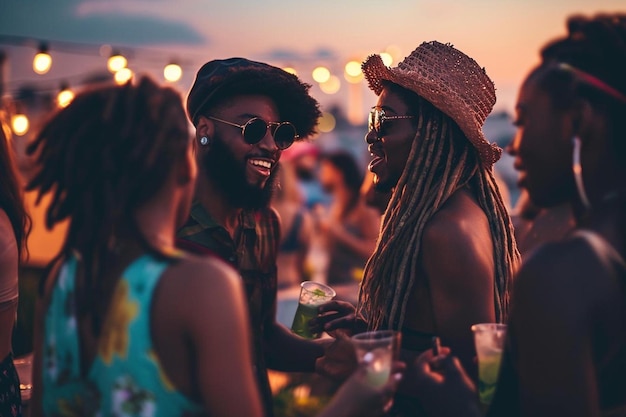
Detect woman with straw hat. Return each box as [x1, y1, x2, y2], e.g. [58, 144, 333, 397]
[315, 41, 520, 416]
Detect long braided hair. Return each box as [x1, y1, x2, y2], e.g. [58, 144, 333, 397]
[358, 81, 520, 330]
[26, 76, 191, 337]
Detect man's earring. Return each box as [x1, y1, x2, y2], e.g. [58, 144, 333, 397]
[200, 136, 210, 146]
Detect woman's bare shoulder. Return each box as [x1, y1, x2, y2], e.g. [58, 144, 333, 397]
[423, 190, 490, 250]
[513, 236, 617, 316]
[161, 254, 242, 302]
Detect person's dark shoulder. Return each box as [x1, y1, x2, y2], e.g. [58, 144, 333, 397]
[513, 236, 606, 314]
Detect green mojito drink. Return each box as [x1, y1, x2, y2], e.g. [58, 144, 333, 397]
[477, 347, 503, 404]
[291, 281, 336, 339]
[471, 323, 507, 406]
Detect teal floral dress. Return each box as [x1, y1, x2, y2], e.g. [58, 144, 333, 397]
[42, 253, 204, 417]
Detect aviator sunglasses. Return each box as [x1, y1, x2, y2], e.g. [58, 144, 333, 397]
[207, 116, 299, 150]
[368, 107, 415, 138]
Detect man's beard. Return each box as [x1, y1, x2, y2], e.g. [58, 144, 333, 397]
[203, 137, 278, 210]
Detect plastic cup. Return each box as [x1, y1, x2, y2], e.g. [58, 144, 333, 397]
[471, 323, 507, 405]
[14, 354, 33, 402]
[291, 281, 336, 339]
[351, 330, 395, 387]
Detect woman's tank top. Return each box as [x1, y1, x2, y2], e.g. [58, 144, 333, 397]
[42, 253, 203, 416]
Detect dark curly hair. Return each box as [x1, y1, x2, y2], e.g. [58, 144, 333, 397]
[187, 58, 321, 140]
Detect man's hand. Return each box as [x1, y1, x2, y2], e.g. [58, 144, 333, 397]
[409, 347, 481, 417]
[315, 333, 358, 382]
[318, 361, 405, 417]
[310, 300, 367, 337]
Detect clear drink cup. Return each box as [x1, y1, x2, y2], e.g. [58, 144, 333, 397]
[351, 330, 396, 387]
[291, 281, 336, 339]
[471, 323, 507, 406]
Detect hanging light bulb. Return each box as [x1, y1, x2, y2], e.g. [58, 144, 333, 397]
[57, 83, 75, 108]
[114, 67, 133, 85]
[33, 42, 52, 75]
[107, 52, 127, 73]
[11, 113, 29, 136]
[163, 62, 182, 82]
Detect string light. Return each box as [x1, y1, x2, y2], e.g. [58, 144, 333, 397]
[114, 67, 133, 84]
[33, 42, 52, 75]
[57, 83, 74, 108]
[107, 52, 127, 73]
[4, 35, 378, 123]
[163, 62, 182, 82]
[11, 113, 29, 136]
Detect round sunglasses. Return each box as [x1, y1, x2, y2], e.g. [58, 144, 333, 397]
[368, 107, 415, 138]
[208, 116, 299, 150]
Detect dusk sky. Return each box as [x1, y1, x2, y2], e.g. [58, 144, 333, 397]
[1, 0, 625, 116]
[2, 0, 624, 263]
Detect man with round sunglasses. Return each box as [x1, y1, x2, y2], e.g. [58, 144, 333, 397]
[176, 57, 325, 417]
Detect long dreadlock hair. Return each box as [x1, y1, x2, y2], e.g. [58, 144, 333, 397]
[26, 76, 191, 337]
[358, 81, 520, 330]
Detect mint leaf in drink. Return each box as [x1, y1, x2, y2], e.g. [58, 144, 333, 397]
[312, 289, 326, 297]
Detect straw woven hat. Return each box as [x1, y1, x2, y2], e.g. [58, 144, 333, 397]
[362, 41, 502, 166]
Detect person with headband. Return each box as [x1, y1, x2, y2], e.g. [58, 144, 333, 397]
[314, 41, 520, 416]
[413, 14, 626, 417]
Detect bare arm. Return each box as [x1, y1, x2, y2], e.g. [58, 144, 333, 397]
[421, 205, 496, 381]
[264, 319, 328, 372]
[165, 258, 264, 417]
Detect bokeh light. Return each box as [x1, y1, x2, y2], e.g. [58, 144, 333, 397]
[164, 63, 182, 82]
[33, 52, 52, 74]
[380, 52, 393, 67]
[319, 75, 341, 94]
[11, 114, 29, 136]
[114, 68, 133, 84]
[318, 112, 336, 133]
[344, 60, 363, 84]
[312, 66, 331, 83]
[108, 54, 127, 73]
[282, 67, 297, 75]
[57, 89, 75, 108]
